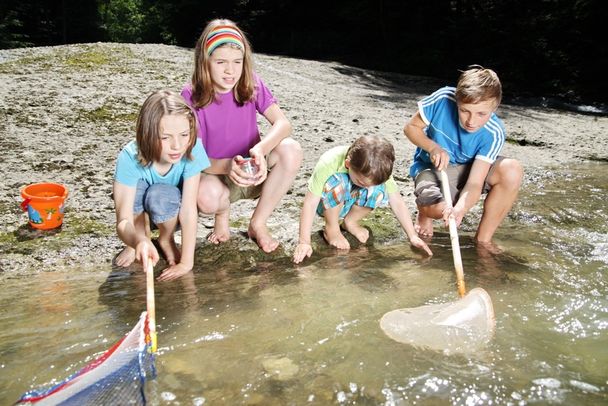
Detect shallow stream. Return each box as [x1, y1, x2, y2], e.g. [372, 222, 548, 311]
[1, 163, 607, 405]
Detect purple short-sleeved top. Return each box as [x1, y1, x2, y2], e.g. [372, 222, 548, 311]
[181, 76, 277, 159]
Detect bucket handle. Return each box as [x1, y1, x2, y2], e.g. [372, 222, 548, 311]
[20, 198, 31, 212]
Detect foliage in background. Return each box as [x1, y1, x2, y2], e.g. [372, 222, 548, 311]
[0, 0, 101, 47]
[0, 0, 605, 105]
[99, 0, 146, 43]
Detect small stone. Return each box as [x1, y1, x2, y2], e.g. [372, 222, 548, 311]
[262, 356, 299, 381]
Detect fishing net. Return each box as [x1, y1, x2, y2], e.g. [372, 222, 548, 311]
[16, 311, 156, 405]
[380, 287, 495, 354]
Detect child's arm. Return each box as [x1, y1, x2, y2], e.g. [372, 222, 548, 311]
[293, 191, 322, 264]
[157, 173, 201, 282]
[249, 104, 293, 183]
[445, 160, 491, 227]
[113, 181, 160, 264]
[388, 191, 433, 256]
[404, 111, 450, 170]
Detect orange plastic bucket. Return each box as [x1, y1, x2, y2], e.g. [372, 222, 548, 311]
[20, 183, 69, 230]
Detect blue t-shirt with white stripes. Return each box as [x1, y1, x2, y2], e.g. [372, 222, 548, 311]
[409, 86, 505, 178]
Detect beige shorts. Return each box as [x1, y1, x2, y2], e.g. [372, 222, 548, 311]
[221, 175, 264, 203]
[413, 157, 504, 206]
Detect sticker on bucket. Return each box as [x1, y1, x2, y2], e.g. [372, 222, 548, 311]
[20, 183, 68, 230]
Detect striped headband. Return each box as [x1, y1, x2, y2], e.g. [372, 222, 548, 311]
[205, 25, 244, 56]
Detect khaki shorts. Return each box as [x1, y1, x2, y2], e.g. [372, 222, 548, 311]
[414, 157, 504, 206]
[221, 175, 264, 203]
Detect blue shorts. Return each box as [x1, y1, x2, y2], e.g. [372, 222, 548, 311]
[133, 180, 181, 225]
[316, 173, 388, 218]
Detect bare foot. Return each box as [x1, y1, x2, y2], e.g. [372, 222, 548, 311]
[323, 227, 350, 250]
[475, 240, 504, 256]
[156, 238, 181, 266]
[248, 223, 279, 253]
[207, 211, 230, 244]
[342, 219, 370, 243]
[115, 246, 136, 267]
[415, 212, 434, 238]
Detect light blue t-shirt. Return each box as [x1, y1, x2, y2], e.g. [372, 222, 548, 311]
[409, 86, 505, 178]
[114, 138, 210, 187]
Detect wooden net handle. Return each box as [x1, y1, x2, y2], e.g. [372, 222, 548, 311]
[144, 247, 157, 353]
[440, 170, 466, 298]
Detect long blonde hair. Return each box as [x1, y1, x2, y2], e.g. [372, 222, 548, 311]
[136, 90, 197, 166]
[191, 19, 256, 108]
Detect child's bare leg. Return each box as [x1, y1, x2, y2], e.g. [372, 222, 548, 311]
[115, 212, 147, 267]
[156, 216, 180, 265]
[343, 205, 372, 243]
[198, 174, 231, 244]
[209, 210, 230, 244]
[249, 138, 302, 253]
[476, 158, 523, 242]
[415, 203, 443, 237]
[323, 205, 350, 249]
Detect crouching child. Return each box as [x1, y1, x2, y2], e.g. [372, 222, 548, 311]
[293, 135, 432, 264]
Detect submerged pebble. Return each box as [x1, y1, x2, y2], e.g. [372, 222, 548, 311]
[262, 356, 299, 381]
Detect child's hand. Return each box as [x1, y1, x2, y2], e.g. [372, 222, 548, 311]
[230, 156, 259, 187]
[429, 146, 450, 170]
[249, 148, 268, 185]
[135, 240, 159, 268]
[157, 263, 192, 282]
[442, 205, 465, 228]
[293, 243, 313, 264]
[410, 235, 433, 256]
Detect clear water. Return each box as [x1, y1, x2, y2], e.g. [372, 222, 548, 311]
[1, 163, 607, 405]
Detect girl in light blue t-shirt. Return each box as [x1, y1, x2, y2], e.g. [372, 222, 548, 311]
[113, 90, 210, 281]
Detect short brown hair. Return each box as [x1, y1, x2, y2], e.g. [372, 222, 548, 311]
[136, 90, 197, 166]
[346, 135, 395, 185]
[455, 65, 502, 105]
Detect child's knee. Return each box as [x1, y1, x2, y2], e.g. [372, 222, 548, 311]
[283, 138, 303, 158]
[414, 182, 443, 207]
[275, 138, 303, 170]
[144, 184, 181, 223]
[497, 158, 523, 189]
[197, 179, 229, 211]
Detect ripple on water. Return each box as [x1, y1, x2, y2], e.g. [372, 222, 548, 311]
[586, 231, 608, 263]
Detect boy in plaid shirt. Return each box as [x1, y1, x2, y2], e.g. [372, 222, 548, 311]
[293, 135, 432, 263]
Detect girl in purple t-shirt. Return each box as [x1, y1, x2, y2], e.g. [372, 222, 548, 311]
[182, 19, 302, 253]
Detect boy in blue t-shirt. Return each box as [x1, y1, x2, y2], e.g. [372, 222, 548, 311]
[404, 66, 523, 244]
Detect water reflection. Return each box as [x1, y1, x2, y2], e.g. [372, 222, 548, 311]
[0, 163, 607, 405]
